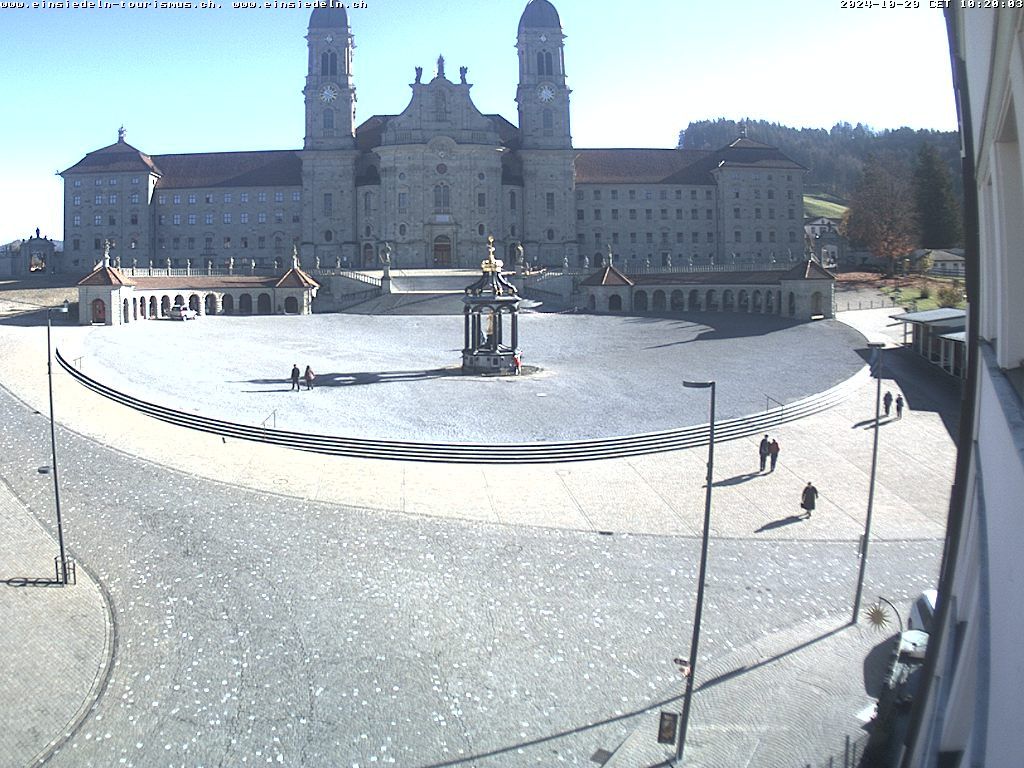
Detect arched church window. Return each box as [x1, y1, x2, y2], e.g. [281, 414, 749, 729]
[433, 184, 450, 213]
[321, 51, 329, 76]
[509, 191, 517, 210]
[434, 91, 447, 121]
[323, 109, 334, 132]
[542, 109, 553, 136]
[544, 51, 553, 75]
[329, 52, 338, 76]
[399, 224, 407, 237]
[364, 192, 372, 216]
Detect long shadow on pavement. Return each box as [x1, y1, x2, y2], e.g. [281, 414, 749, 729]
[237, 367, 459, 391]
[2, 576, 63, 588]
[854, 346, 962, 440]
[755, 514, 807, 533]
[414, 622, 851, 768]
[713, 471, 762, 487]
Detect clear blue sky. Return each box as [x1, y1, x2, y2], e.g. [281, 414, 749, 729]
[0, 0, 957, 245]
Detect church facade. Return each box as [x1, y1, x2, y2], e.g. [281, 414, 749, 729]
[59, 0, 806, 275]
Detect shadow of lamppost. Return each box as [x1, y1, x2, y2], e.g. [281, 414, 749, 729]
[675, 380, 715, 765]
[47, 300, 71, 585]
[853, 341, 885, 623]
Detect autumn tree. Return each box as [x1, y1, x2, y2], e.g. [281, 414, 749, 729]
[914, 142, 963, 248]
[843, 155, 918, 275]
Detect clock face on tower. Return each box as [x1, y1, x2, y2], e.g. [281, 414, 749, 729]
[320, 85, 338, 104]
[537, 84, 555, 103]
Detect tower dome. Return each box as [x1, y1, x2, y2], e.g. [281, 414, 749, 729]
[517, 0, 561, 33]
[309, 6, 348, 29]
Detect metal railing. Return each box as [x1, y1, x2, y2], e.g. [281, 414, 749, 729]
[801, 732, 869, 768]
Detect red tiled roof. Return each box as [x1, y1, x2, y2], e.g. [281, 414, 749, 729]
[153, 150, 302, 189]
[579, 265, 634, 286]
[127, 276, 281, 290]
[585, 262, 835, 288]
[275, 267, 320, 289]
[574, 149, 713, 184]
[77, 264, 134, 286]
[62, 141, 160, 176]
[779, 259, 836, 280]
[714, 141, 807, 171]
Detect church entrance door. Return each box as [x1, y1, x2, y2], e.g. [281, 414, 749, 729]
[433, 236, 452, 268]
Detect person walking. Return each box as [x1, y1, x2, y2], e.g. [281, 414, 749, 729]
[769, 439, 780, 472]
[758, 434, 771, 472]
[883, 390, 893, 417]
[800, 481, 818, 518]
[304, 365, 315, 391]
[895, 394, 905, 419]
[513, 351, 522, 376]
[290, 363, 300, 392]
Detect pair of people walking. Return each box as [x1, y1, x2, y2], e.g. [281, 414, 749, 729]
[882, 390, 905, 419]
[290, 363, 315, 391]
[758, 434, 781, 472]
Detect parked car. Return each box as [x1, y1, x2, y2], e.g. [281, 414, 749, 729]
[908, 589, 938, 634]
[168, 304, 197, 320]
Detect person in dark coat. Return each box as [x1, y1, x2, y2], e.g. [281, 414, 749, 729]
[895, 394, 905, 419]
[290, 363, 300, 392]
[304, 365, 315, 391]
[801, 481, 818, 518]
[758, 435, 771, 472]
[883, 390, 893, 417]
[769, 439, 780, 472]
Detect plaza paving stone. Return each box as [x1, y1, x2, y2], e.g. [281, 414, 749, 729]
[71, 311, 866, 442]
[0, 307, 958, 767]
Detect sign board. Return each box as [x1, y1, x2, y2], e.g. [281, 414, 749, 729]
[657, 711, 679, 745]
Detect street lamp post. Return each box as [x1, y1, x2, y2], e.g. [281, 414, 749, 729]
[852, 342, 885, 623]
[47, 301, 70, 585]
[675, 380, 716, 765]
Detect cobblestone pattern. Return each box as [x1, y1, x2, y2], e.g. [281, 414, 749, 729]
[76, 311, 867, 442]
[0, 477, 111, 767]
[0, 385, 941, 767]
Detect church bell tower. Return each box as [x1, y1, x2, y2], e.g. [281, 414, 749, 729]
[304, 7, 356, 149]
[516, 0, 571, 150]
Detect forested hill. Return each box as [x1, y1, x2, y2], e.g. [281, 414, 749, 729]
[679, 119, 961, 203]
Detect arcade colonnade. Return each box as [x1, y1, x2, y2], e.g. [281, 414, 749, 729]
[577, 261, 836, 320]
[586, 286, 826, 318]
[76, 259, 320, 326]
[82, 289, 305, 326]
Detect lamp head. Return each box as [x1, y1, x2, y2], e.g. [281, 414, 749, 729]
[683, 380, 714, 389]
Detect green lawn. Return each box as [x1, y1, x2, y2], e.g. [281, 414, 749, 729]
[804, 196, 849, 220]
[881, 285, 965, 312]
